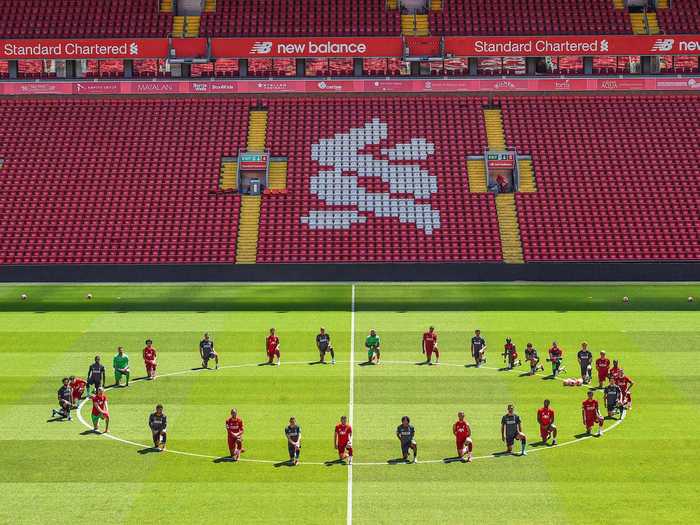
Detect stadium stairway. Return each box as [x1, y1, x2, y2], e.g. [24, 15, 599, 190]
[630, 12, 648, 34]
[387, 0, 398, 9]
[646, 12, 660, 34]
[220, 159, 237, 190]
[236, 196, 261, 263]
[401, 14, 430, 35]
[247, 110, 268, 152]
[268, 160, 288, 190]
[204, 0, 217, 13]
[430, 0, 443, 11]
[160, 0, 174, 13]
[172, 15, 200, 36]
[517, 159, 537, 193]
[495, 194, 524, 263]
[482, 107, 529, 263]
[467, 159, 487, 193]
[612, 0, 624, 10]
[235, 108, 269, 263]
[483, 109, 507, 150]
[656, 0, 668, 8]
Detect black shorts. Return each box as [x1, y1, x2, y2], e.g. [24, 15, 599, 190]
[506, 434, 520, 447]
[288, 443, 300, 457]
[87, 378, 101, 387]
[400, 440, 415, 455]
[203, 351, 216, 360]
[319, 345, 333, 354]
[151, 427, 166, 435]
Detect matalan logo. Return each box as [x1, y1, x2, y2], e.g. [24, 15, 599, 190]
[651, 39, 674, 52]
[251, 41, 272, 54]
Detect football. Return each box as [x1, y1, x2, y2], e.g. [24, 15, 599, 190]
[20, 293, 27, 300]
[623, 296, 630, 303]
[689, 296, 694, 303]
[86, 293, 93, 300]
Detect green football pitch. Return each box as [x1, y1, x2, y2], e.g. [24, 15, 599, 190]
[0, 282, 698, 525]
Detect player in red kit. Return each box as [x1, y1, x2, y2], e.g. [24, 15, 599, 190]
[503, 338, 520, 370]
[595, 351, 610, 389]
[422, 326, 439, 365]
[608, 359, 623, 384]
[616, 371, 634, 416]
[68, 375, 86, 405]
[537, 399, 558, 445]
[582, 390, 604, 437]
[225, 408, 245, 461]
[143, 339, 157, 380]
[334, 415, 353, 465]
[452, 411, 473, 462]
[266, 328, 281, 366]
[90, 387, 109, 433]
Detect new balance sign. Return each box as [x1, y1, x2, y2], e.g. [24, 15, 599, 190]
[213, 37, 402, 58]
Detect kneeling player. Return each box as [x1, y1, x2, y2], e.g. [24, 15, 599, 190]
[200, 333, 219, 370]
[524, 343, 544, 375]
[582, 390, 604, 436]
[90, 387, 109, 433]
[604, 380, 622, 419]
[453, 411, 473, 462]
[365, 329, 381, 364]
[266, 328, 281, 366]
[616, 371, 634, 417]
[537, 399, 557, 445]
[113, 346, 130, 387]
[68, 375, 87, 405]
[143, 339, 157, 380]
[501, 404, 527, 456]
[548, 342, 564, 376]
[422, 326, 439, 365]
[52, 377, 73, 421]
[503, 338, 520, 370]
[316, 327, 335, 364]
[148, 404, 167, 451]
[285, 417, 301, 466]
[226, 408, 244, 460]
[396, 416, 417, 463]
[334, 415, 353, 465]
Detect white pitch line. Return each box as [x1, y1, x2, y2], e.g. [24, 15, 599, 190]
[347, 284, 356, 525]
[75, 357, 625, 467]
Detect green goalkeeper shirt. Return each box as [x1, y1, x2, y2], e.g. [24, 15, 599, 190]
[113, 354, 129, 370]
[365, 335, 380, 349]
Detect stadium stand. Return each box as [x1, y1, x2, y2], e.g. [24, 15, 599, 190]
[0, 0, 172, 38]
[200, 0, 401, 36]
[502, 95, 700, 261]
[429, 0, 631, 35]
[656, 0, 700, 34]
[256, 97, 502, 263]
[0, 98, 246, 264]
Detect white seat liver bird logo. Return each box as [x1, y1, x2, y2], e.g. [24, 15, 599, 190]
[301, 118, 441, 234]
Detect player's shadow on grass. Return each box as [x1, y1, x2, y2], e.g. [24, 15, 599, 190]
[213, 456, 235, 463]
[414, 361, 432, 366]
[518, 372, 535, 377]
[491, 451, 512, 457]
[80, 429, 99, 436]
[387, 458, 410, 465]
[324, 458, 346, 466]
[442, 456, 467, 464]
[529, 441, 550, 449]
[358, 361, 376, 367]
[46, 416, 69, 423]
[541, 375, 557, 380]
[574, 432, 594, 439]
[273, 460, 296, 468]
[308, 361, 328, 366]
[137, 447, 162, 455]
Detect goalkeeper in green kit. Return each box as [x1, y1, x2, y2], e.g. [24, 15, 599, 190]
[113, 346, 130, 387]
[365, 329, 381, 365]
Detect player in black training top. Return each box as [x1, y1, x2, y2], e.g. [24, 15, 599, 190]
[396, 416, 418, 463]
[316, 327, 335, 364]
[285, 416, 302, 466]
[501, 404, 527, 456]
[199, 333, 219, 370]
[148, 404, 168, 451]
[524, 343, 544, 375]
[577, 342, 593, 384]
[471, 329, 487, 367]
[52, 377, 73, 421]
[604, 382, 623, 419]
[86, 356, 106, 396]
